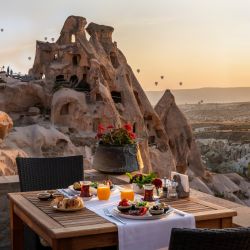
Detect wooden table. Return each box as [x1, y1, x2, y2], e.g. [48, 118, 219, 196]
[8, 191, 237, 250]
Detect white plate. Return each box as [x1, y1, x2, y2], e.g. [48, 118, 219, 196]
[113, 207, 173, 220]
[68, 184, 116, 195]
[51, 205, 84, 212]
[81, 195, 94, 201]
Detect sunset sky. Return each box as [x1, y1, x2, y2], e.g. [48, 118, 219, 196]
[1, 0, 250, 91]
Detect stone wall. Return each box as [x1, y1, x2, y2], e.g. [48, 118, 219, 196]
[0, 176, 19, 250]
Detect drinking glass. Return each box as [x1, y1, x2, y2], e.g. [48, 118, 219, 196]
[97, 185, 111, 200]
[120, 189, 135, 201]
[80, 181, 91, 197]
[167, 181, 178, 200]
[143, 184, 154, 201]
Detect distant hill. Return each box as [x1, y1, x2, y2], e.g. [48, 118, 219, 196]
[146, 87, 250, 106]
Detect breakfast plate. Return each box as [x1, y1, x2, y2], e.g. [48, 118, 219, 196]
[68, 183, 116, 195]
[57, 189, 94, 201]
[51, 196, 84, 212]
[113, 206, 173, 220]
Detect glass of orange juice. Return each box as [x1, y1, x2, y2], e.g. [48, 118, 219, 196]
[120, 189, 135, 201]
[97, 184, 111, 200]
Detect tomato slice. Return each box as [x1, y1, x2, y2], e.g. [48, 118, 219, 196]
[139, 207, 147, 216]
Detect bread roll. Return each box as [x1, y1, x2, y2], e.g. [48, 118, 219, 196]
[52, 196, 84, 209]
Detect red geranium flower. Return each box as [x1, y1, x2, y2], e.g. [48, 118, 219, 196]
[124, 123, 132, 132]
[152, 178, 162, 189]
[98, 124, 105, 133]
[134, 173, 143, 179]
[96, 132, 103, 139]
[107, 125, 114, 129]
[129, 132, 136, 140]
[131, 173, 143, 183]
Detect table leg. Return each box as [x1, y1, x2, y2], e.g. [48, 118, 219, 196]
[10, 200, 24, 250]
[52, 240, 58, 250]
[221, 217, 232, 228]
[52, 239, 63, 250]
[52, 239, 70, 250]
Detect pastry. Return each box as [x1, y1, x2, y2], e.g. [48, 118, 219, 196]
[73, 182, 82, 191]
[51, 196, 84, 210]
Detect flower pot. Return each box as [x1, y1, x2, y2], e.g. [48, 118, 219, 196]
[132, 183, 144, 194]
[93, 144, 139, 174]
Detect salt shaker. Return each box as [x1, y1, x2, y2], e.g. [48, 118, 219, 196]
[167, 181, 178, 200]
[162, 177, 168, 198]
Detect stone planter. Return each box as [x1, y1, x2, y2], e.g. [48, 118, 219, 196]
[93, 144, 139, 174]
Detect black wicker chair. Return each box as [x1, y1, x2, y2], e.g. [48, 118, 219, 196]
[169, 227, 250, 250]
[16, 155, 84, 250]
[17, 155, 83, 191]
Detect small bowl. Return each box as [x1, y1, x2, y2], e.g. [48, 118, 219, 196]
[37, 193, 51, 201]
[47, 190, 56, 195]
[117, 205, 132, 212]
[159, 202, 170, 213]
[163, 206, 170, 213]
[52, 192, 64, 199]
[149, 208, 164, 215]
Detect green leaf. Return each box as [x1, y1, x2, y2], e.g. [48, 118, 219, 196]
[126, 172, 132, 180]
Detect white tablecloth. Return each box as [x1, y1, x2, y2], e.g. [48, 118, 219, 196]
[85, 189, 195, 250]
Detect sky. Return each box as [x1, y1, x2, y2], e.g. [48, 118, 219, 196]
[0, 0, 250, 91]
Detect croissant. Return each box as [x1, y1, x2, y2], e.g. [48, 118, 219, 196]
[53, 197, 84, 209]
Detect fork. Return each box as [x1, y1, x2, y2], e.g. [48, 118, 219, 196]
[173, 209, 186, 217]
[103, 208, 126, 225]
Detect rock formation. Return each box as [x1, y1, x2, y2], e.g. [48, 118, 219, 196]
[0, 16, 249, 206]
[28, 15, 175, 176]
[5, 125, 81, 157]
[197, 138, 250, 174]
[0, 111, 13, 140]
[155, 90, 205, 176]
[0, 112, 26, 175]
[0, 16, 181, 177]
[0, 81, 50, 113]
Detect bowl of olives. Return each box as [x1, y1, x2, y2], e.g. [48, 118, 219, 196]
[149, 205, 164, 215]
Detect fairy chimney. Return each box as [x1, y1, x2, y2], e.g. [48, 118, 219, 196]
[29, 16, 176, 176]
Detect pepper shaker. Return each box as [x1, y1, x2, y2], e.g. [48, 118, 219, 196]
[161, 177, 168, 198]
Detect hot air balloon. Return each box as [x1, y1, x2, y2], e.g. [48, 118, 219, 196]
[179, 82, 183, 86]
[44, 37, 47, 41]
[51, 38, 55, 42]
[0, 28, 3, 32]
[155, 81, 158, 86]
[136, 69, 140, 73]
[160, 75, 164, 79]
[28, 57, 31, 60]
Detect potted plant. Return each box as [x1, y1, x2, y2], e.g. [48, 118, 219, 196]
[126, 173, 156, 194]
[93, 124, 139, 174]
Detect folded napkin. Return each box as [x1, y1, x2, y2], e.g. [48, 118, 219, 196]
[171, 171, 190, 193]
[85, 190, 195, 250]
